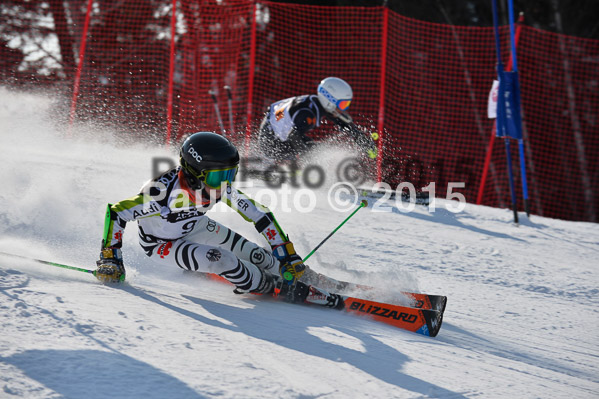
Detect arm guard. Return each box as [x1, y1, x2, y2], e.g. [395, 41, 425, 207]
[101, 192, 160, 248]
[102, 203, 126, 248]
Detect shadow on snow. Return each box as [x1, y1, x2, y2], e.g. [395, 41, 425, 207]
[124, 285, 468, 398]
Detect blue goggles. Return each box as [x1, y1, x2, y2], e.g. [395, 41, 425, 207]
[203, 166, 238, 189]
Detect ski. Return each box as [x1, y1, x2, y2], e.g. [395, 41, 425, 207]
[272, 281, 444, 337]
[335, 280, 445, 312]
[202, 271, 445, 312]
[203, 269, 446, 329]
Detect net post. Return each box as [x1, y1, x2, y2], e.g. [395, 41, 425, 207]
[67, 0, 94, 134]
[165, 0, 177, 147]
[244, 2, 258, 154]
[376, 6, 389, 183]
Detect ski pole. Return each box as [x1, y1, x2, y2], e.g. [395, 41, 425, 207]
[0, 251, 97, 277]
[303, 199, 368, 263]
[209, 90, 227, 137]
[224, 85, 235, 136]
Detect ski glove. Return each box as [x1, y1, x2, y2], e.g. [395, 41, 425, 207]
[272, 241, 305, 283]
[367, 146, 378, 159]
[366, 132, 379, 159]
[96, 247, 126, 283]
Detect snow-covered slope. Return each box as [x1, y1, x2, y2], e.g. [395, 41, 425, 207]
[1, 87, 598, 398]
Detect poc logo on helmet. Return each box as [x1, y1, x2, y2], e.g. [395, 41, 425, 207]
[187, 147, 203, 163]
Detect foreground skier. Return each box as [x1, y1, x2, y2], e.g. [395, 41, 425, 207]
[96, 131, 313, 301]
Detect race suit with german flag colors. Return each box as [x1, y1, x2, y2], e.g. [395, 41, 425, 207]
[101, 167, 287, 292]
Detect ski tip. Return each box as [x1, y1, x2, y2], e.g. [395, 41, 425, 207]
[431, 296, 447, 314]
[421, 307, 445, 337]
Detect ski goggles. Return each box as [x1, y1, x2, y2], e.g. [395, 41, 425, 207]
[183, 162, 238, 189]
[203, 166, 238, 189]
[336, 99, 351, 111]
[318, 86, 351, 111]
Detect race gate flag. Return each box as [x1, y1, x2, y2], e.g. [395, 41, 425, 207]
[496, 70, 523, 140]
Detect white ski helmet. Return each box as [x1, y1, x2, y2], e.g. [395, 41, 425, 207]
[317, 77, 353, 113]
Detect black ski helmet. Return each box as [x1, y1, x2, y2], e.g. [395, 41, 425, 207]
[180, 132, 240, 190]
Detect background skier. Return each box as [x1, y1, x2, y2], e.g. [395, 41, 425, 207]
[257, 77, 378, 163]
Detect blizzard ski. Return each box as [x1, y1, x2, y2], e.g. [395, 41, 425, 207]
[271, 280, 444, 337]
[310, 273, 447, 313]
[201, 271, 445, 312]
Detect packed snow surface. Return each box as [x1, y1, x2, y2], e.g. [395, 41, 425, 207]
[0, 88, 598, 398]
